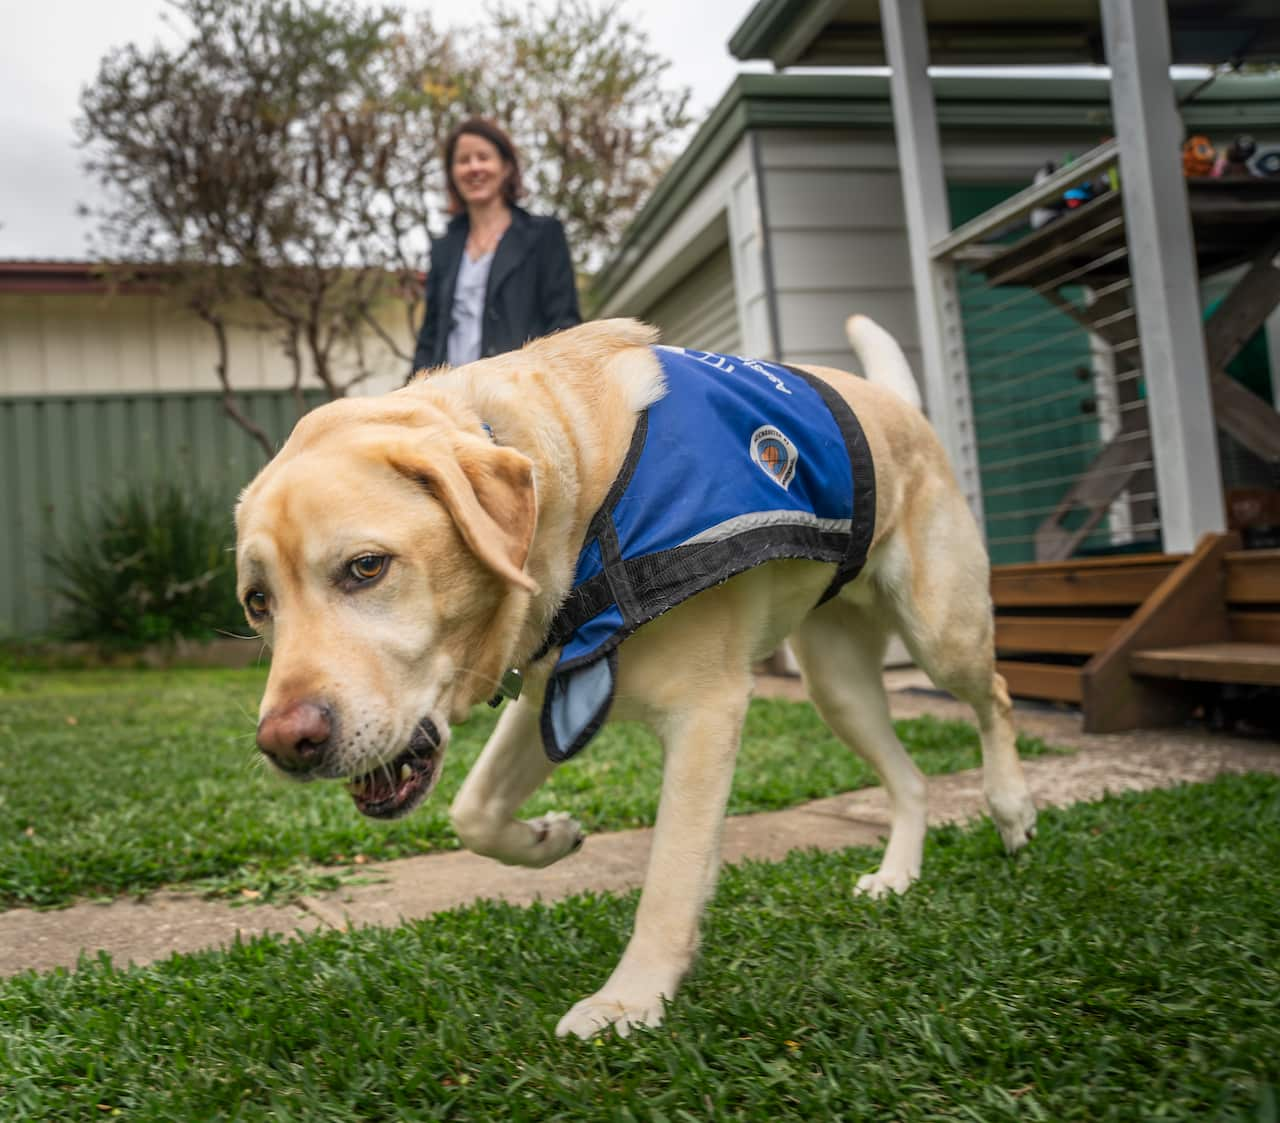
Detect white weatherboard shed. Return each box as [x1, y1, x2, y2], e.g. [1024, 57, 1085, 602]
[0, 261, 416, 398]
[0, 263, 419, 636]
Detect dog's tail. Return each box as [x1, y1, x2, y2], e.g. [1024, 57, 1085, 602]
[844, 314, 922, 411]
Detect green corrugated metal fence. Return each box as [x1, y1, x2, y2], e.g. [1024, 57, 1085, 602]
[0, 388, 324, 638]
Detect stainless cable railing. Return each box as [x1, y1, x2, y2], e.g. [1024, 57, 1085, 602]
[932, 141, 1162, 564]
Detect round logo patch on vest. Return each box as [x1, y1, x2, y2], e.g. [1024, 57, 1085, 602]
[750, 425, 799, 490]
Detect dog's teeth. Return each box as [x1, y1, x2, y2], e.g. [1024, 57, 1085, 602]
[399, 763, 411, 783]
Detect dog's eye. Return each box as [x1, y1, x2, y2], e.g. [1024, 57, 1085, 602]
[244, 590, 269, 621]
[348, 554, 388, 583]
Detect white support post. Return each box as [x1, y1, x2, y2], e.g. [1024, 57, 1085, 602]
[879, 0, 984, 529]
[1101, 0, 1225, 551]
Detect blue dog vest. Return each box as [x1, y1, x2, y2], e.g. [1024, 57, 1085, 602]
[538, 346, 876, 762]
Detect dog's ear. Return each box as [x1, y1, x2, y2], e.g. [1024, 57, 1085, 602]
[389, 440, 538, 592]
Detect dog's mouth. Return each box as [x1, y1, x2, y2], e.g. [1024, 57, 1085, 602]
[345, 719, 441, 820]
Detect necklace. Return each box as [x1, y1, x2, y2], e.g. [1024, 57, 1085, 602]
[467, 220, 509, 261]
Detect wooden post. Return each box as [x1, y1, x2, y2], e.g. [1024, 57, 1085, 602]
[1100, 0, 1226, 551]
[879, 0, 984, 529]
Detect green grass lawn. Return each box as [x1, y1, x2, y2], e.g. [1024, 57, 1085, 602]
[0, 668, 1055, 909]
[1, 774, 1276, 1121]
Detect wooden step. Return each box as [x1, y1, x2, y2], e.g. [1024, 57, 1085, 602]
[1230, 610, 1280, 644]
[1225, 549, 1280, 604]
[992, 553, 1179, 609]
[997, 660, 1083, 703]
[1130, 642, 1280, 686]
[1081, 532, 1239, 732]
[995, 615, 1120, 655]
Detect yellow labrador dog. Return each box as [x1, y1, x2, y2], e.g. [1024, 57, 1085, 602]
[235, 316, 1036, 1038]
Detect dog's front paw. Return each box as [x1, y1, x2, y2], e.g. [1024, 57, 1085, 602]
[988, 790, 1037, 853]
[854, 868, 916, 899]
[555, 990, 667, 1039]
[524, 811, 585, 868]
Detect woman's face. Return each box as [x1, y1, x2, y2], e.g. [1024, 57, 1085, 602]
[451, 133, 511, 211]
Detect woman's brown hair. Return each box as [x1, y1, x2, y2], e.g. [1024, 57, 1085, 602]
[442, 117, 524, 216]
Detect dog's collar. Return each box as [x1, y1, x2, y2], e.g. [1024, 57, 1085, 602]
[481, 420, 496, 443]
[488, 667, 523, 708]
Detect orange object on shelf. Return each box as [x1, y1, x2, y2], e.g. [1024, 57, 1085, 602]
[1183, 135, 1216, 177]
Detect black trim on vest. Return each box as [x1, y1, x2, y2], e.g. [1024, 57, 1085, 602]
[539, 648, 618, 764]
[776, 362, 878, 602]
[533, 413, 649, 662]
[549, 523, 851, 677]
[589, 411, 649, 542]
[598, 514, 643, 626]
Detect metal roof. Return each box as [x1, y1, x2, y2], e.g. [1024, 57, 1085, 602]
[0, 260, 155, 295]
[0, 259, 425, 296]
[729, 0, 1280, 69]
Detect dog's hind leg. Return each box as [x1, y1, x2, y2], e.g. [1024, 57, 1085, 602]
[450, 696, 585, 868]
[790, 600, 927, 897]
[874, 492, 1037, 854]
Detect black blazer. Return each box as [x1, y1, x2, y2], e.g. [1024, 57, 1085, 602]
[411, 206, 581, 373]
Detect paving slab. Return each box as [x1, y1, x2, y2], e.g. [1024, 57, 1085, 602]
[1, 675, 1276, 977]
[0, 894, 322, 977]
[307, 724, 1279, 934]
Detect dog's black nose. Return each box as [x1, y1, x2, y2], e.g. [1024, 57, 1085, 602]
[257, 700, 332, 772]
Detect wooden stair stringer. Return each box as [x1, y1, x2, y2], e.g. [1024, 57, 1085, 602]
[1081, 531, 1238, 733]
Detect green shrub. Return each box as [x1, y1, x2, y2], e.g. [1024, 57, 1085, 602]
[44, 482, 242, 649]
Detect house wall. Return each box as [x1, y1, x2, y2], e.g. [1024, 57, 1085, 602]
[754, 126, 1110, 373]
[602, 122, 1116, 379]
[601, 137, 767, 355]
[640, 241, 742, 354]
[0, 291, 417, 398]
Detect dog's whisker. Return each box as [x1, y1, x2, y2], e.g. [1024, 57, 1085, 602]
[449, 664, 501, 685]
[215, 628, 259, 641]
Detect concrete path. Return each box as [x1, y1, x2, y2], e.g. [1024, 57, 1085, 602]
[2, 674, 1277, 977]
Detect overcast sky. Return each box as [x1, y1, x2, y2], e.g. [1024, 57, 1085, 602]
[0, 0, 771, 259]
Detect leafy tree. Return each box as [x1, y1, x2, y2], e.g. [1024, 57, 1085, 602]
[454, 0, 693, 273]
[79, 0, 445, 451]
[78, 0, 692, 451]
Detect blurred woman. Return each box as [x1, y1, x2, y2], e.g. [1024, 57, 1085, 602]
[411, 117, 581, 373]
